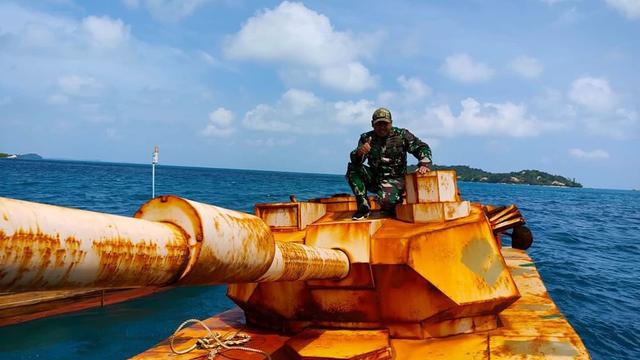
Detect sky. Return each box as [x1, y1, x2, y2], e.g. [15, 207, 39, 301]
[0, 0, 638, 189]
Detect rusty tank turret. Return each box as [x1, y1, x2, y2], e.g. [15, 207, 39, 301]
[0, 170, 590, 359]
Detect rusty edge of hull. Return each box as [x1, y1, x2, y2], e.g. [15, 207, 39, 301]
[0, 286, 172, 327]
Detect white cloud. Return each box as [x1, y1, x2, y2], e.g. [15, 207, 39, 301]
[569, 76, 617, 112]
[282, 89, 321, 115]
[47, 94, 69, 105]
[541, 0, 579, 4]
[580, 107, 639, 138]
[509, 56, 544, 79]
[569, 148, 610, 160]
[202, 107, 236, 137]
[421, 98, 539, 137]
[0, 2, 209, 116]
[334, 100, 375, 125]
[243, 104, 293, 132]
[605, 0, 640, 19]
[375, 76, 431, 107]
[245, 138, 295, 147]
[224, 1, 376, 92]
[123, 0, 140, 8]
[533, 86, 637, 139]
[123, 0, 209, 22]
[397, 76, 432, 101]
[441, 54, 495, 83]
[58, 75, 103, 97]
[82, 16, 130, 48]
[197, 50, 221, 66]
[317, 62, 376, 92]
[242, 89, 373, 133]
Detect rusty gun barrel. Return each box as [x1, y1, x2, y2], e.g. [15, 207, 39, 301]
[0, 196, 349, 291]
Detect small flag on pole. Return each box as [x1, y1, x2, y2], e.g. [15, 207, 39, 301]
[153, 145, 159, 165]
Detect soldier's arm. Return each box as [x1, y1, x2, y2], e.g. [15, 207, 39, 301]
[350, 135, 368, 164]
[404, 129, 432, 167]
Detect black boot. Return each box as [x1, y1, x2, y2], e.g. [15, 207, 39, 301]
[352, 205, 370, 220]
[352, 196, 371, 220]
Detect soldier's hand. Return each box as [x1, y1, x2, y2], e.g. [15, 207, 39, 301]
[417, 165, 430, 175]
[356, 137, 372, 157]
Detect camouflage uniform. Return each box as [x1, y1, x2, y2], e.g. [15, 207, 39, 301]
[347, 127, 432, 211]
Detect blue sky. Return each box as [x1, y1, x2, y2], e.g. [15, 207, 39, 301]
[0, 0, 638, 189]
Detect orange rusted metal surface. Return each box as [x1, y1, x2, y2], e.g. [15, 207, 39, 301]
[286, 329, 392, 359]
[0, 195, 349, 292]
[141, 248, 589, 359]
[138, 196, 348, 284]
[404, 170, 460, 203]
[0, 197, 189, 290]
[257, 241, 349, 282]
[395, 200, 470, 223]
[255, 201, 326, 230]
[131, 308, 290, 360]
[227, 181, 520, 340]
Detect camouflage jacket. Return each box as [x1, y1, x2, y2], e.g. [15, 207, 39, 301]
[350, 127, 432, 179]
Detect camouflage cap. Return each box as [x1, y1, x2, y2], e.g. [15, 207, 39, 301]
[372, 107, 392, 124]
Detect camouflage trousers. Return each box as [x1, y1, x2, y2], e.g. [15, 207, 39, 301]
[346, 163, 405, 211]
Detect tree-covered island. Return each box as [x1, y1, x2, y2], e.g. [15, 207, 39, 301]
[408, 164, 582, 188]
[0, 152, 43, 160]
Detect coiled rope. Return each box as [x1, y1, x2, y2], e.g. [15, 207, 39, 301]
[169, 318, 271, 360]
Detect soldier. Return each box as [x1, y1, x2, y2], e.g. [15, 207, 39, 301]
[347, 107, 432, 220]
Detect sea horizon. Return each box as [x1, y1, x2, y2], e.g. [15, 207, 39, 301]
[2, 157, 634, 192]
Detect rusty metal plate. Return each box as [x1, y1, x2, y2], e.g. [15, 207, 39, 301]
[307, 262, 375, 289]
[370, 235, 410, 264]
[408, 220, 520, 305]
[422, 314, 497, 338]
[255, 202, 326, 230]
[395, 201, 470, 223]
[493, 248, 592, 359]
[305, 221, 382, 263]
[404, 171, 458, 204]
[489, 335, 590, 359]
[372, 265, 456, 322]
[286, 329, 391, 360]
[132, 308, 290, 360]
[391, 333, 488, 359]
[255, 203, 299, 228]
[309, 289, 381, 322]
[272, 230, 307, 243]
[244, 281, 310, 319]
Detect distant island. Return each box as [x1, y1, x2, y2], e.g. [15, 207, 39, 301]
[0, 152, 43, 160]
[408, 164, 582, 188]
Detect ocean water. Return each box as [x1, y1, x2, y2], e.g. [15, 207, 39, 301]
[0, 159, 638, 360]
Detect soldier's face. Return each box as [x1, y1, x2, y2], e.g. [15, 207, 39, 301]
[373, 121, 392, 137]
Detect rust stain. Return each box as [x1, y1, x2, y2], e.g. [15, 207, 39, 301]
[91, 234, 187, 287]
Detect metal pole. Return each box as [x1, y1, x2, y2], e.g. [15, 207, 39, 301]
[152, 145, 158, 198]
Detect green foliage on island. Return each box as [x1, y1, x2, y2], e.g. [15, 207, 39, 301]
[0, 152, 43, 160]
[408, 164, 582, 188]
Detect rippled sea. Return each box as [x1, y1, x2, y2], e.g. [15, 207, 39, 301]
[0, 159, 638, 359]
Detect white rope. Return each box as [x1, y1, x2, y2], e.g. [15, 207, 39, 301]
[169, 318, 271, 360]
